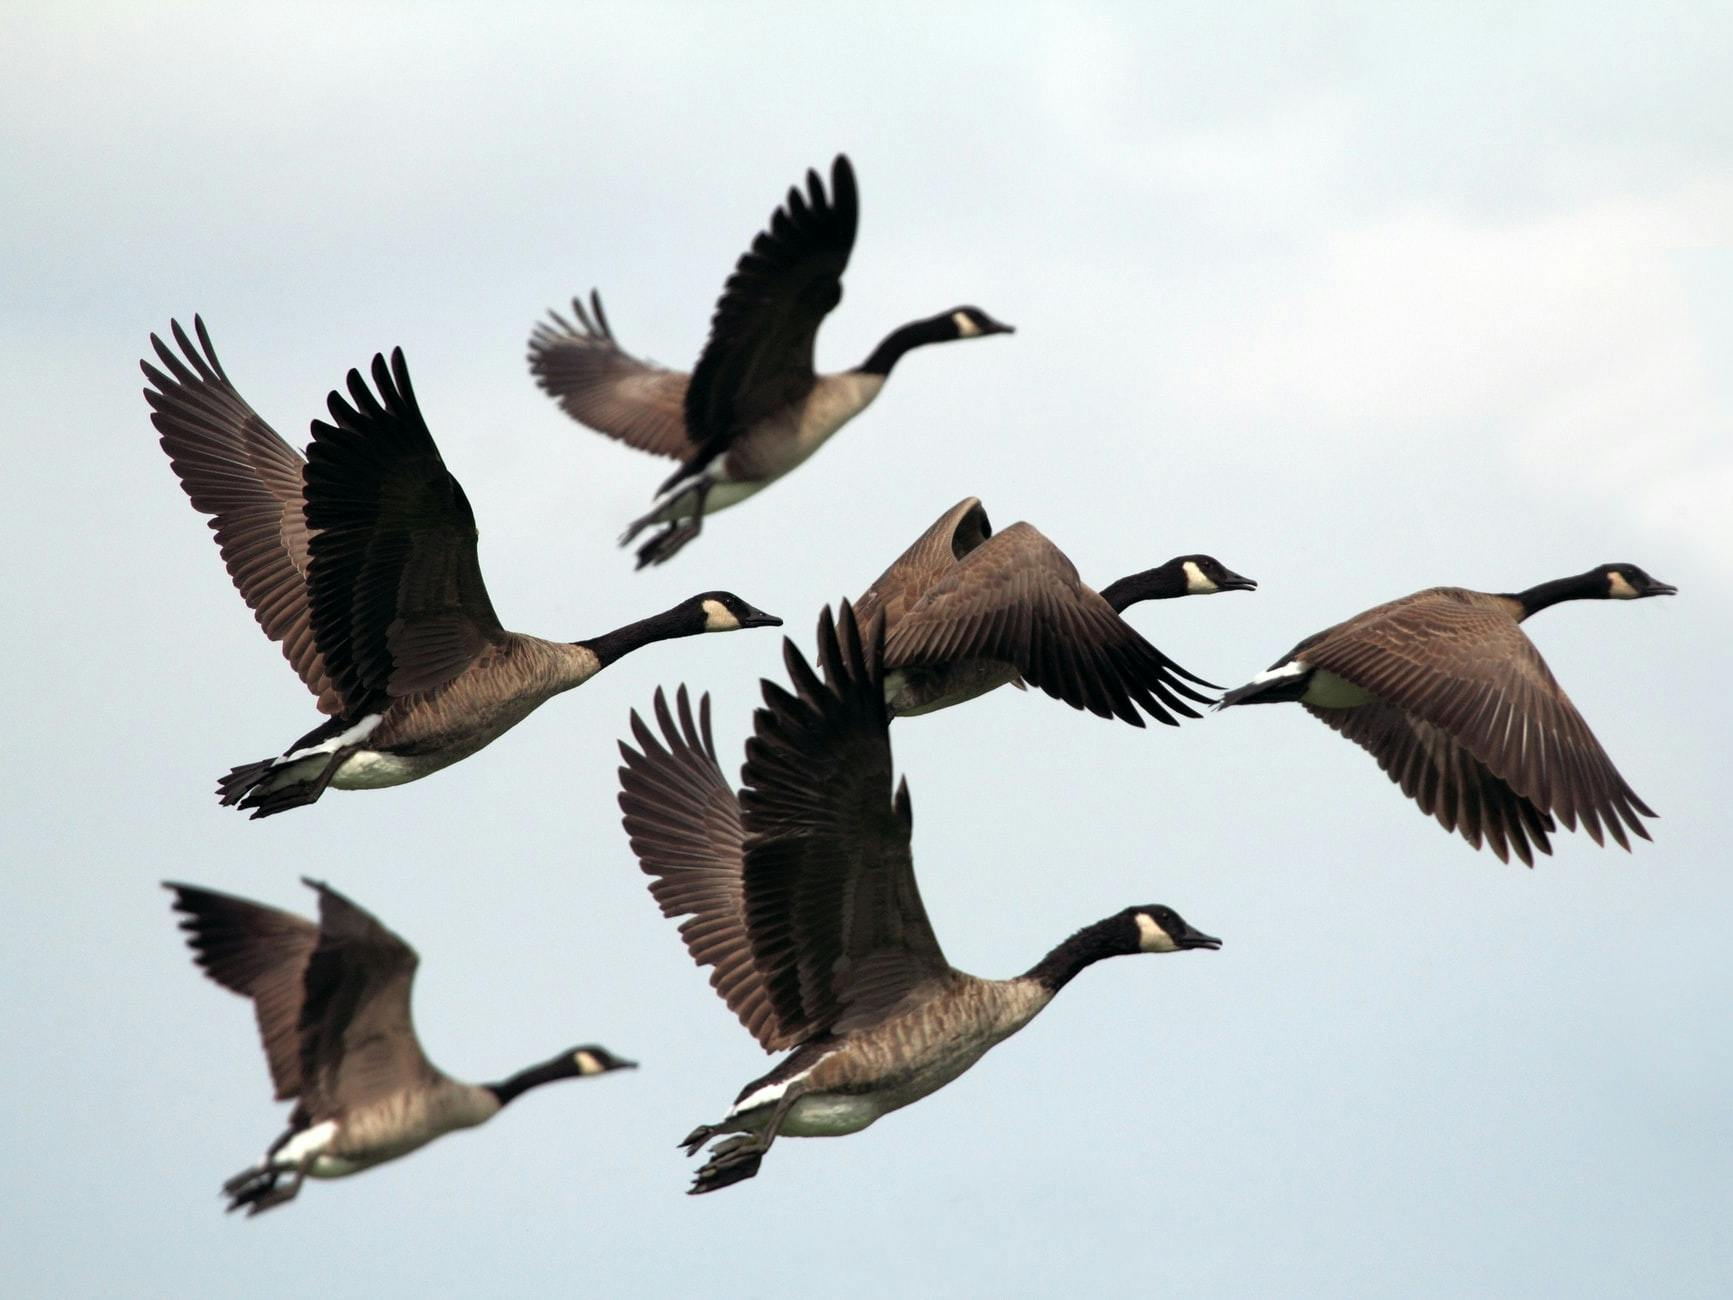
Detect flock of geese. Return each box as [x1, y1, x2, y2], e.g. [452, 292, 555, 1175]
[143, 154, 1675, 1211]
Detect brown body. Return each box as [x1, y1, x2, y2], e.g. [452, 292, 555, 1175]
[1219, 566, 1674, 865]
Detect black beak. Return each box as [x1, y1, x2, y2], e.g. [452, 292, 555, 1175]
[985, 319, 1015, 336]
[741, 607, 784, 629]
[615, 1058, 641, 1071]
[1215, 570, 1258, 593]
[1179, 928, 1223, 951]
[1645, 581, 1678, 597]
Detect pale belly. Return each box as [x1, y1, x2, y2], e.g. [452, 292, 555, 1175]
[885, 660, 1021, 717]
[1300, 668, 1374, 709]
[651, 373, 884, 523]
[329, 697, 547, 789]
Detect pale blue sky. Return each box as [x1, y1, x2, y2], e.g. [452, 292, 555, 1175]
[3, 4, 1730, 1297]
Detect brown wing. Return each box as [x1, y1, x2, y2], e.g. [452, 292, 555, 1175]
[852, 497, 993, 633]
[741, 604, 950, 1041]
[883, 522, 1216, 726]
[1303, 590, 1655, 849]
[617, 687, 790, 1051]
[165, 882, 319, 1101]
[295, 879, 438, 1114]
[527, 291, 695, 460]
[678, 155, 858, 482]
[304, 350, 506, 710]
[1305, 700, 1558, 866]
[142, 318, 345, 715]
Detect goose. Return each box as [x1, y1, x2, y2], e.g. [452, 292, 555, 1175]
[616, 603, 1220, 1194]
[852, 497, 1255, 722]
[526, 154, 1014, 568]
[142, 317, 781, 817]
[165, 878, 635, 1216]
[1216, 564, 1676, 864]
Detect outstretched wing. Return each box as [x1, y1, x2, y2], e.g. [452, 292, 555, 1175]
[677, 155, 859, 483]
[527, 290, 695, 460]
[304, 350, 505, 709]
[165, 881, 320, 1101]
[883, 522, 1216, 726]
[742, 603, 950, 1040]
[1302, 590, 1655, 849]
[142, 318, 345, 715]
[1305, 699, 1558, 866]
[295, 878, 438, 1114]
[617, 687, 791, 1051]
[852, 496, 993, 632]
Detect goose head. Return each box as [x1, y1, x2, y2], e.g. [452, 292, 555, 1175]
[945, 306, 1015, 340]
[569, 1045, 639, 1077]
[690, 592, 785, 633]
[1170, 554, 1258, 595]
[1126, 904, 1222, 954]
[1597, 563, 1677, 600]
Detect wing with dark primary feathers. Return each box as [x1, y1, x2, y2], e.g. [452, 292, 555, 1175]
[142, 318, 345, 715]
[527, 290, 695, 460]
[617, 688, 792, 1051]
[741, 603, 950, 1041]
[1305, 700, 1558, 866]
[674, 155, 859, 487]
[304, 350, 505, 711]
[294, 879, 438, 1115]
[883, 522, 1218, 725]
[1300, 590, 1655, 851]
[165, 882, 320, 1101]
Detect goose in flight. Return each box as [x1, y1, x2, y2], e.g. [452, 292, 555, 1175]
[166, 879, 635, 1215]
[617, 604, 1219, 1193]
[852, 496, 1253, 722]
[527, 155, 1013, 567]
[144, 318, 780, 816]
[1216, 564, 1675, 864]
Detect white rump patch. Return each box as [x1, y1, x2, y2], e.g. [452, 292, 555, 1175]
[1249, 659, 1307, 685]
[1607, 571, 1640, 599]
[272, 1119, 338, 1168]
[1136, 913, 1179, 953]
[280, 714, 384, 765]
[700, 598, 740, 633]
[1182, 560, 1218, 594]
[952, 310, 982, 338]
[728, 1065, 817, 1118]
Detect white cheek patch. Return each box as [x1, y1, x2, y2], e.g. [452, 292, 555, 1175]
[1182, 560, 1218, 594]
[951, 310, 981, 338]
[701, 598, 741, 632]
[574, 1050, 602, 1076]
[1136, 913, 1178, 953]
[1607, 571, 1640, 599]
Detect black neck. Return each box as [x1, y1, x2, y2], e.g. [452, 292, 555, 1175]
[1024, 915, 1135, 994]
[1508, 570, 1605, 621]
[857, 315, 954, 377]
[579, 604, 696, 668]
[1098, 564, 1188, 613]
[485, 1056, 575, 1108]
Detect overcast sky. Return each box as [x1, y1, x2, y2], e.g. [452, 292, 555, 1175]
[4, 4, 1730, 1297]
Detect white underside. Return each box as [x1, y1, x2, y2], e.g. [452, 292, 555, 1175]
[650, 372, 885, 524]
[329, 749, 432, 790]
[266, 1120, 364, 1179]
[780, 1093, 884, 1138]
[1300, 668, 1373, 709]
